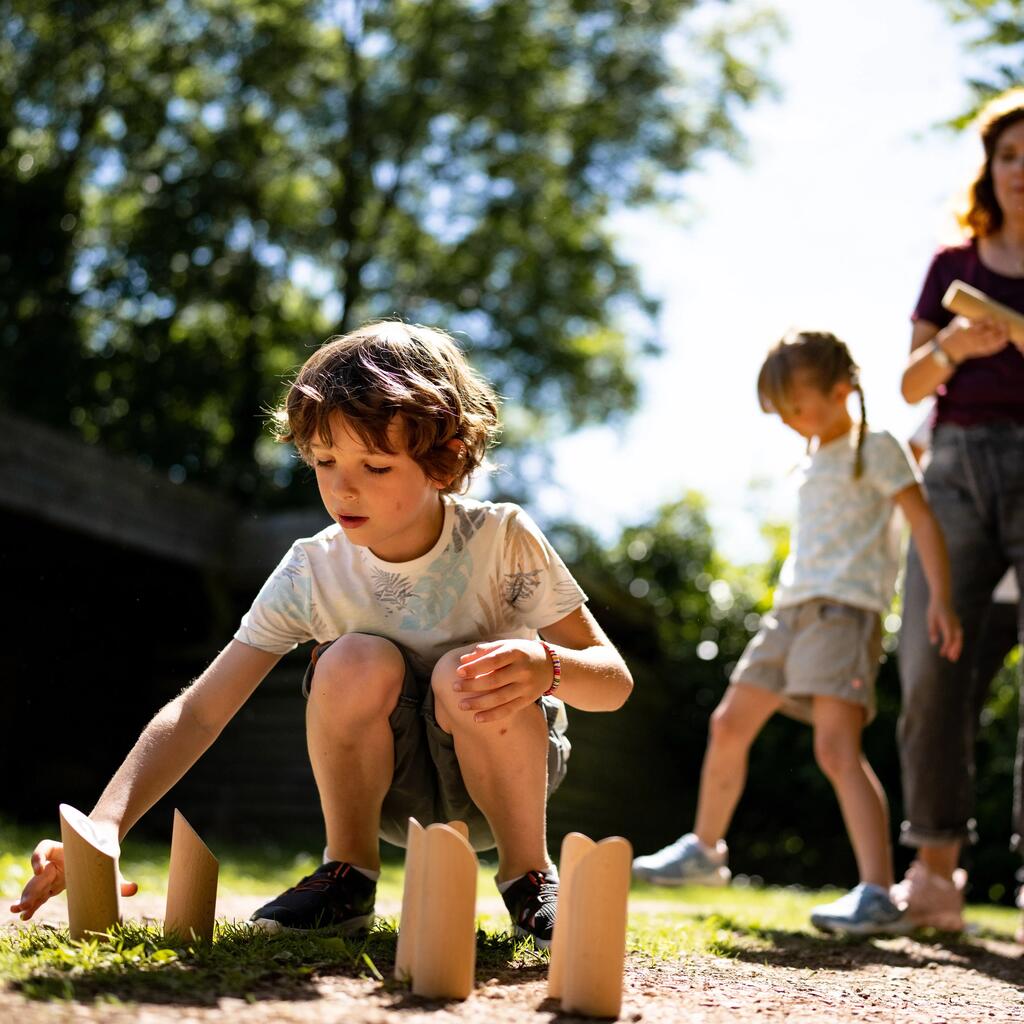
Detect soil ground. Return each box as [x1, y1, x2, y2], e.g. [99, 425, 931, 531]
[3, 892, 1023, 1023]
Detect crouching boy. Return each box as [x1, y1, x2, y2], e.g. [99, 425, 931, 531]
[12, 321, 633, 946]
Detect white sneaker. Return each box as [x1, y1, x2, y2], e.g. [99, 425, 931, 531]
[631, 833, 731, 887]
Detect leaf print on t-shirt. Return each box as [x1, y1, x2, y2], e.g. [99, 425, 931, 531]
[503, 569, 542, 608]
[371, 567, 416, 616]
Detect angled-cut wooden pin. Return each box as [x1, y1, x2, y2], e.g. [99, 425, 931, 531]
[548, 831, 595, 1000]
[409, 822, 478, 999]
[559, 835, 632, 1020]
[394, 817, 426, 981]
[942, 279, 1024, 344]
[59, 803, 121, 941]
[164, 809, 218, 942]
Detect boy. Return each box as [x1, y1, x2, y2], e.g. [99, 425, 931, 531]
[12, 321, 633, 945]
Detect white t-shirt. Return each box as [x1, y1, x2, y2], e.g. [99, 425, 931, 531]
[774, 429, 922, 614]
[234, 494, 588, 676]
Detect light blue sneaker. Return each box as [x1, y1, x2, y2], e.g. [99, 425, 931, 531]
[631, 833, 731, 886]
[810, 883, 909, 935]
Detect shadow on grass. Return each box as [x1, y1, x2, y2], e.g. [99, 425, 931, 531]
[3, 919, 547, 1006]
[695, 913, 1024, 989]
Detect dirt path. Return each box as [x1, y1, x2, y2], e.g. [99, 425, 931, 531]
[4, 893, 1023, 1023]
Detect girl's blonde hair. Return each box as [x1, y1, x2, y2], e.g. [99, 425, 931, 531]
[276, 321, 500, 493]
[958, 87, 1024, 239]
[757, 330, 867, 478]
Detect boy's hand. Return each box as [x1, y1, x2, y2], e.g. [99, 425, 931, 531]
[454, 639, 553, 724]
[10, 837, 138, 921]
[927, 597, 963, 662]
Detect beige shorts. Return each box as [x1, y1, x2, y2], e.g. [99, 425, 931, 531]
[730, 598, 883, 724]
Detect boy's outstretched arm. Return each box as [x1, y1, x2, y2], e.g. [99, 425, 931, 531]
[11, 639, 281, 920]
[894, 483, 963, 663]
[455, 605, 633, 722]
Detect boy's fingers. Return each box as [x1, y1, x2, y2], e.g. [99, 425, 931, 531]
[459, 681, 515, 711]
[457, 649, 515, 678]
[472, 696, 526, 724]
[459, 641, 503, 661]
[30, 840, 60, 873]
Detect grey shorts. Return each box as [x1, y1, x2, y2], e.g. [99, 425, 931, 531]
[730, 599, 883, 724]
[302, 636, 571, 853]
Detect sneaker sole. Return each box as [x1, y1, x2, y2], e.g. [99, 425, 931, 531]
[811, 915, 914, 936]
[252, 912, 374, 936]
[637, 866, 732, 888]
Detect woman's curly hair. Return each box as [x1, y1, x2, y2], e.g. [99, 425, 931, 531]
[959, 88, 1024, 239]
[276, 321, 500, 493]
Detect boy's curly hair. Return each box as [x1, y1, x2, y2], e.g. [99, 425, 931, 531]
[276, 321, 501, 493]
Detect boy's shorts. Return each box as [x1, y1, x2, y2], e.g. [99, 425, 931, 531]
[302, 635, 571, 853]
[729, 598, 882, 725]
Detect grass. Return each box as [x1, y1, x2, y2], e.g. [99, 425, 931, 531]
[2, 819, 1021, 1005]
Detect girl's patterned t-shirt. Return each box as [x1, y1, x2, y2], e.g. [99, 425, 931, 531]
[234, 494, 588, 675]
[774, 429, 921, 614]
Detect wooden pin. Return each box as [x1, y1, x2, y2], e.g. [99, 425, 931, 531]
[394, 817, 426, 981]
[59, 803, 121, 941]
[164, 809, 219, 942]
[407, 822, 478, 999]
[548, 831, 596, 1000]
[942, 279, 1024, 344]
[560, 836, 632, 1020]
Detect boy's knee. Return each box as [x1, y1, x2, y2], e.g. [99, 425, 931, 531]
[812, 733, 858, 779]
[309, 634, 405, 725]
[430, 646, 474, 733]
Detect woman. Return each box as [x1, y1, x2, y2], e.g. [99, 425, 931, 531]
[896, 89, 1024, 938]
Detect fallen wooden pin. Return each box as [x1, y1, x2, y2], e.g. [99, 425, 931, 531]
[59, 803, 122, 941]
[164, 809, 219, 942]
[548, 832, 632, 1020]
[395, 818, 477, 999]
[942, 279, 1024, 345]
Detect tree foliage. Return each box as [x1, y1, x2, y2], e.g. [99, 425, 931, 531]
[939, 0, 1024, 108]
[0, 0, 779, 502]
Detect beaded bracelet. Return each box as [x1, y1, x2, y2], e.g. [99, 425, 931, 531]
[539, 639, 562, 697]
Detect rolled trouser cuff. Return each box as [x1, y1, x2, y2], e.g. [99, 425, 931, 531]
[899, 818, 978, 849]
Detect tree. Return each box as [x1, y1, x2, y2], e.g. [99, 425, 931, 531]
[0, 0, 780, 502]
[937, 0, 1024, 108]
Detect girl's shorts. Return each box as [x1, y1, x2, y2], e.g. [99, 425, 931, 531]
[302, 635, 571, 852]
[729, 599, 882, 724]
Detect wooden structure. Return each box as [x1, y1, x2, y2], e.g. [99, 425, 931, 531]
[165, 809, 219, 942]
[59, 803, 121, 940]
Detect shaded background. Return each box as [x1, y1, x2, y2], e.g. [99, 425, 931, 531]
[1, 0, 1020, 903]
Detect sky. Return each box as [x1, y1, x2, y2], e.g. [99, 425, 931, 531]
[534, 0, 983, 563]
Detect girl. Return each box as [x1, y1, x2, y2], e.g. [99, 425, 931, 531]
[633, 330, 962, 934]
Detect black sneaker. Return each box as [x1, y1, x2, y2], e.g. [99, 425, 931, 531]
[250, 861, 376, 933]
[501, 869, 559, 948]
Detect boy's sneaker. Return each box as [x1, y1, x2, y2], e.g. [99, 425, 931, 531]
[810, 882, 908, 935]
[631, 833, 731, 887]
[501, 869, 558, 948]
[250, 861, 376, 934]
[890, 861, 967, 932]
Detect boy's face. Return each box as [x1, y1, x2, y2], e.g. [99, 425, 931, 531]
[775, 371, 852, 443]
[310, 411, 446, 563]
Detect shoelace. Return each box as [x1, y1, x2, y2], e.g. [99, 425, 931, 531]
[525, 871, 559, 906]
[290, 863, 345, 894]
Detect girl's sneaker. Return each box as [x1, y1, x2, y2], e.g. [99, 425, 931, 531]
[631, 833, 731, 886]
[500, 869, 559, 948]
[250, 861, 376, 933]
[810, 882, 908, 935]
[889, 861, 967, 932]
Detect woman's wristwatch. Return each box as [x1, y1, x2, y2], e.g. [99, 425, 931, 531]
[930, 338, 958, 371]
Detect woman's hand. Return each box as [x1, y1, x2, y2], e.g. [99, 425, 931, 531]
[941, 316, 1010, 362]
[9, 834, 138, 921]
[927, 596, 963, 663]
[454, 639, 553, 724]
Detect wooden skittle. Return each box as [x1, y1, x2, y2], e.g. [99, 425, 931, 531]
[394, 817, 426, 981]
[164, 809, 218, 942]
[59, 803, 121, 941]
[559, 836, 632, 1020]
[942, 279, 1024, 344]
[400, 821, 478, 999]
[548, 831, 595, 999]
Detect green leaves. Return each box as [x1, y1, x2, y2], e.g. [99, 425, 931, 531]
[0, 0, 778, 502]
